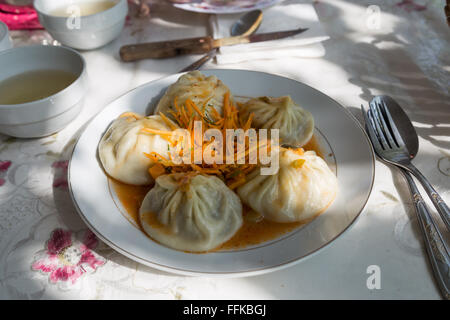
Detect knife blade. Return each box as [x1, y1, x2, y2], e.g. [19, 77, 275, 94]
[212, 27, 308, 47]
[120, 27, 308, 62]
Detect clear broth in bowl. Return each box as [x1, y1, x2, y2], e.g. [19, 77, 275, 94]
[0, 69, 78, 105]
[50, 1, 117, 17]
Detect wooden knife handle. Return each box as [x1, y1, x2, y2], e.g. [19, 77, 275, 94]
[120, 36, 214, 61]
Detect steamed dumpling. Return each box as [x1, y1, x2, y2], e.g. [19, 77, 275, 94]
[155, 71, 231, 120]
[98, 114, 177, 185]
[237, 148, 337, 223]
[239, 96, 314, 147]
[139, 173, 243, 252]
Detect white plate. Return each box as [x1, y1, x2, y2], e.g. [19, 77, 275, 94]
[173, 0, 282, 14]
[69, 69, 375, 277]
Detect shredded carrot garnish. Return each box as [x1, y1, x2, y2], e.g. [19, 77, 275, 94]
[143, 152, 172, 166]
[173, 97, 181, 113]
[211, 107, 221, 121]
[119, 112, 142, 120]
[149, 163, 166, 180]
[132, 92, 277, 186]
[243, 113, 254, 131]
[185, 99, 194, 114]
[141, 128, 173, 136]
[291, 159, 306, 169]
[159, 112, 178, 130]
[188, 99, 204, 117]
[291, 148, 305, 156]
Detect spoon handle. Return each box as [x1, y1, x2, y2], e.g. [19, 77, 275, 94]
[402, 169, 450, 300]
[404, 163, 450, 232]
[179, 48, 219, 72]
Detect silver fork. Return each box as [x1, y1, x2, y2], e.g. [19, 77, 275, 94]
[366, 99, 450, 231]
[361, 103, 450, 299]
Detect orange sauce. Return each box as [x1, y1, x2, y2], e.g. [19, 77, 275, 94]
[110, 135, 322, 251]
[110, 180, 151, 225]
[302, 135, 323, 158]
[219, 210, 303, 250]
[140, 210, 172, 235]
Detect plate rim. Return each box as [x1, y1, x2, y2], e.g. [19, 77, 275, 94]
[173, 0, 283, 14]
[68, 68, 376, 277]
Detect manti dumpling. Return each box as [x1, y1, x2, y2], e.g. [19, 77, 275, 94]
[139, 173, 243, 252]
[237, 148, 338, 223]
[98, 113, 177, 185]
[239, 96, 314, 147]
[155, 71, 232, 120]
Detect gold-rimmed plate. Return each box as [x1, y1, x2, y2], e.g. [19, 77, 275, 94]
[172, 0, 282, 14]
[69, 69, 375, 277]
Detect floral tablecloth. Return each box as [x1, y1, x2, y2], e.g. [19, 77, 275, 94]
[0, 0, 449, 299]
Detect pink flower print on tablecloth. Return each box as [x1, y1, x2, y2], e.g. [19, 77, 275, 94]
[0, 160, 12, 186]
[396, 0, 427, 12]
[32, 229, 105, 286]
[52, 160, 68, 188]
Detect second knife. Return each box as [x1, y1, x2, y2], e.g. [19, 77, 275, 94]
[120, 27, 308, 62]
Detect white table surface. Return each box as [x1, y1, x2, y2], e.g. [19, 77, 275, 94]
[0, 0, 449, 299]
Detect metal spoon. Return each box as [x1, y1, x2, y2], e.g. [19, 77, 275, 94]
[375, 96, 418, 157]
[180, 10, 263, 72]
[375, 95, 450, 231]
[362, 96, 450, 299]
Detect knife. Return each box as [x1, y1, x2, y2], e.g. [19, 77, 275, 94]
[120, 27, 308, 62]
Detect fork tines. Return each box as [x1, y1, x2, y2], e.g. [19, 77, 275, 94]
[364, 98, 407, 151]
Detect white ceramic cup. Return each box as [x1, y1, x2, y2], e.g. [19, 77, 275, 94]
[34, 0, 128, 50]
[0, 45, 88, 138]
[0, 21, 12, 52]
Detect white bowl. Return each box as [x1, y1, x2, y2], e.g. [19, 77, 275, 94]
[0, 45, 88, 138]
[0, 21, 12, 52]
[34, 0, 128, 50]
